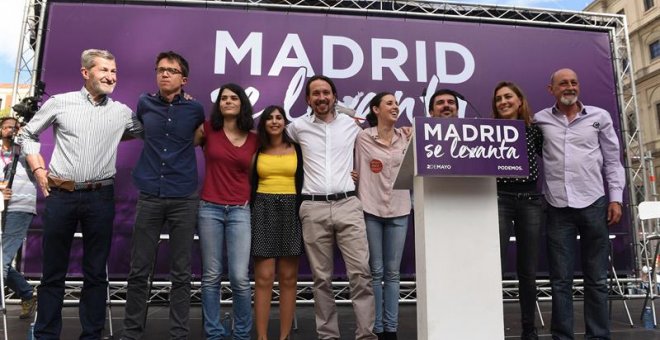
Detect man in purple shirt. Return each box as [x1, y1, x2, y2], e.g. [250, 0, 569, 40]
[534, 68, 625, 340]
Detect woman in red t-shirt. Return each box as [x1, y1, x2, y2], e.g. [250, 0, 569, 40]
[195, 83, 259, 340]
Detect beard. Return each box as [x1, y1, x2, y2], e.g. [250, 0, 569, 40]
[560, 94, 578, 106]
[440, 108, 456, 117]
[312, 100, 334, 116]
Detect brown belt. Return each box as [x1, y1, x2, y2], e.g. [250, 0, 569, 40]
[47, 176, 114, 192]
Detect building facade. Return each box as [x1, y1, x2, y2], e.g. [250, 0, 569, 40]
[0, 83, 30, 116]
[585, 0, 659, 195]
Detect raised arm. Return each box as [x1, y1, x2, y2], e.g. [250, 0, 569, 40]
[122, 115, 144, 140]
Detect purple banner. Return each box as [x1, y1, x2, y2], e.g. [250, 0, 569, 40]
[22, 1, 631, 279]
[414, 117, 529, 177]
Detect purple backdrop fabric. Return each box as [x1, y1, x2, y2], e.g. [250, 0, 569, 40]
[22, 2, 632, 279]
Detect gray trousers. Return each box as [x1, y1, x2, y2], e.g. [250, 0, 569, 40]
[122, 193, 199, 340]
[299, 196, 377, 340]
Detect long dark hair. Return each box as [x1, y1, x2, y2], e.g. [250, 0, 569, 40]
[365, 92, 394, 127]
[491, 81, 532, 126]
[210, 83, 254, 132]
[257, 105, 293, 148]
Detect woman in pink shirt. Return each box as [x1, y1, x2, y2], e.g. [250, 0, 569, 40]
[354, 92, 411, 340]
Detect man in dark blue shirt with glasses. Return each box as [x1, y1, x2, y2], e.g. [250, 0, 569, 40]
[122, 51, 205, 340]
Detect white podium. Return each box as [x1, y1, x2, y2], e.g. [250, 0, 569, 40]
[413, 176, 503, 339]
[399, 117, 529, 339]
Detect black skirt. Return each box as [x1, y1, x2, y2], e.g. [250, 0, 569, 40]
[251, 193, 303, 257]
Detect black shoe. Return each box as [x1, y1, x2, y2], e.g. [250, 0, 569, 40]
[384, 331, 398, 340]
[521, 327, 538, 340]
[375, 332, 385, 340]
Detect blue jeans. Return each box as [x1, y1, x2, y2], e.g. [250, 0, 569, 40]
[198, 200, 252, 340]
[3, 211, 35, 300]
[122, 193, 199, 340]
[365, 213, 408, 333]
[498, 193, 543, 332]
[547, 196, 610, 340]
[34, 186, 115, 340]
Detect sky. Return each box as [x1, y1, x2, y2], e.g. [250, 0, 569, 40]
[0, 0, 591, 85]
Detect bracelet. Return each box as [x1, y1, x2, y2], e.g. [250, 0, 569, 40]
[32, 167, 45, 175]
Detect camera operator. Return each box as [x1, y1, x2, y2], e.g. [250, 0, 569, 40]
[16, 49, 143, 340]
[0, 116, 37, 320]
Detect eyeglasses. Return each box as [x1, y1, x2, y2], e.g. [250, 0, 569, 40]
[155, 67, 183, 75]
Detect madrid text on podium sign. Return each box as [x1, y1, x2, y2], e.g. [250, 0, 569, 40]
[414, 117, 529, 177]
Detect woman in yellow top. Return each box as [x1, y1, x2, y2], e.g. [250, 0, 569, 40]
[250, 105, 304, 340]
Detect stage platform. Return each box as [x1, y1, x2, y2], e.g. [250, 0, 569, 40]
[3, 299, 659, 339]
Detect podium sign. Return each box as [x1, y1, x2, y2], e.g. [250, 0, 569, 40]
[414, 117, 529, 177]
[409, 118, 530, 339]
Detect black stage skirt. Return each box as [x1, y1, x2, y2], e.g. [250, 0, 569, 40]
[251, 193, 303, 257]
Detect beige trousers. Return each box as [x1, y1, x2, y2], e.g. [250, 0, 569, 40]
[299, 196, 377, 340]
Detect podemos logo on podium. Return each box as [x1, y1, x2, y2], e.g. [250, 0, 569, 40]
[414, 117, 529, 177]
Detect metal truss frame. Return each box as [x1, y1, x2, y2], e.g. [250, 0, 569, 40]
[3, 278, 649, 307]
[11, 0, 647, 302]
[10, 0, 46, 108]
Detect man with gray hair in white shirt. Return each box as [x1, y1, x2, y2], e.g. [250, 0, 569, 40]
[17, 49, 142, 340]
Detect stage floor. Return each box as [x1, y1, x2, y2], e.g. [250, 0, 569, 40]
[4, 299, 660, 339]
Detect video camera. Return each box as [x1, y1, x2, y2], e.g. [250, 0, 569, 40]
[11, 81, 45, 124]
